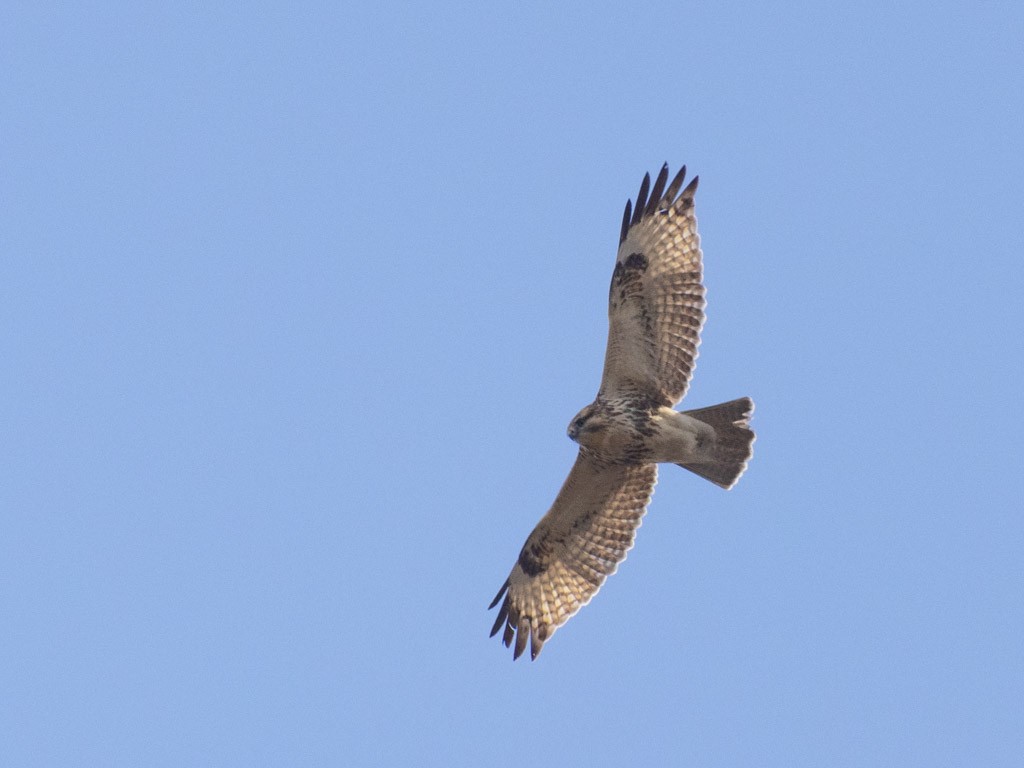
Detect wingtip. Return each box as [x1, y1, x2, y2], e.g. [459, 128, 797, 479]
[663, 165, 687, 204]
[488, 578, 510, 610]
[530, 633, 543, 660]
[489, 596, 510, 638]
[513, 625, 528, 660]
[621, 164, 700, 242]
[619, 199, 632, 244]
[631, 172, 651, 227]
[645, 164, 670, 218]
[683, 174, 699, 197]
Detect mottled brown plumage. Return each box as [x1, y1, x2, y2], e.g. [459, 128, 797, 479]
[490, 165, 755, 660]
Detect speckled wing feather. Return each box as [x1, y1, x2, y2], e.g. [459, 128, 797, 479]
[600, 165, 705, 407]
[489, 455, 657, 660]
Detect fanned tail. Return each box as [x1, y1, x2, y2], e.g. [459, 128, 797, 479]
[676, 397, 755, 489]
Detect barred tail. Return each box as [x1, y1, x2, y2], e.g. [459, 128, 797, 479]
[676, 397, 755, 489]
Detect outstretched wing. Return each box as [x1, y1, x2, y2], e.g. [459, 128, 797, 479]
[600, 164, 705, 407]
[489, 454, 657, 660]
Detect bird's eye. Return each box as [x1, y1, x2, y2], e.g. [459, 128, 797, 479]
[574, 418, 586, 429]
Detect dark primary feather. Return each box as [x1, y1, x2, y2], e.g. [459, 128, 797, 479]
[662, 165, 688, 208]
[601, 164, 706, 407]
[643, 163, 669, 219]
[619, 199, 633, 245]
[681, 174, 699, 202]
[619, 164, 695, 245]
[488, 457, 657, 660]
[489, 164, 715, 661]
[630, 172, 651, 228]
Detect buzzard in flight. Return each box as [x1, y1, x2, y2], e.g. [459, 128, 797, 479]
[489, 164, 755, 660]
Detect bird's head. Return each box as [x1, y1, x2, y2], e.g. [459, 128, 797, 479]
[567, 404, 607, 446]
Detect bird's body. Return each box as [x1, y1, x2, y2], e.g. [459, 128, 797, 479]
[490, 165, 755, 660]
[570, 399, 714, 466]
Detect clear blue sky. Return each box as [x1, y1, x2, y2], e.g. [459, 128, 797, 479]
[3, 2, 1022, 766]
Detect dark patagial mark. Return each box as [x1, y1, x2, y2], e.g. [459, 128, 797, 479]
[624, 252, 648, 272]
[609, 250, 650, 302]
[517, 535, 556, 576]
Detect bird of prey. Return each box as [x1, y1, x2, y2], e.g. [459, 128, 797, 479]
[489, 164, 755, 660]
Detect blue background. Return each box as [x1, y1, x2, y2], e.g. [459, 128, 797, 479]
[3, 2, 1022, 765]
